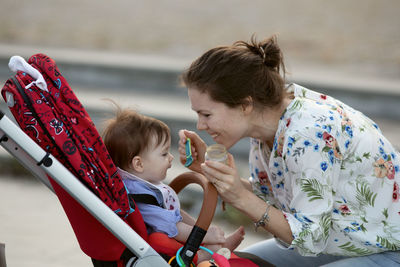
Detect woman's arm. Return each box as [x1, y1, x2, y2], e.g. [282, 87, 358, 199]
[232, 188, 293, 244]
[201, 154, 294, 244]
[241, 177, 252, 191]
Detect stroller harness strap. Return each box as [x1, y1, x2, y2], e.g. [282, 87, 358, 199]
[1, 54, 133, 218]
[129, 194, 162, 207]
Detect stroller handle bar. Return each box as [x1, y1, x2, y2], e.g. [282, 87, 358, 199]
[169, 172, 218, 231]
[169, 172, 218, 266]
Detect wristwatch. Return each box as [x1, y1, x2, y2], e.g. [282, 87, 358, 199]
[254, 205, 271, 232]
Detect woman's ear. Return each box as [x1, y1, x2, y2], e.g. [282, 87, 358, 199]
[131, 156, 144, 173]
[242, 96, 254, 115]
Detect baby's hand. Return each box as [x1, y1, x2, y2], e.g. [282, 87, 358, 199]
[202, 225, 226, 244]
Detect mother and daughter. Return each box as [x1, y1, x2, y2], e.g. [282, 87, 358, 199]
[105, 35, 400, 266]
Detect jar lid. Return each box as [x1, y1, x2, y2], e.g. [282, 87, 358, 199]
[206, 144, 227, 161]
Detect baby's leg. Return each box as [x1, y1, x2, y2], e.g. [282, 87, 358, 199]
[222, 226, 245, 251]
[197, 244, 222, 263]
[197, 226, 245, 263]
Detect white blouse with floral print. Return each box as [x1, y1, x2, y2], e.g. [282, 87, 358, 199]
[249, 84, 400, 256]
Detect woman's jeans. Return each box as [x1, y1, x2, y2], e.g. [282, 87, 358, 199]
[241, 238, 400, 267]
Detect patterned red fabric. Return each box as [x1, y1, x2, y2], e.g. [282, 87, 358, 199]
[1, 53, 132, 218]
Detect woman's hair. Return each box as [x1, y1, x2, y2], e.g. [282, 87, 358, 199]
[181, 35, 287, 109]
[103, 104, 170, 170]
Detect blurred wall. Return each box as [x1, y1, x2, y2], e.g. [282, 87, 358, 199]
[1, 0, 399, 79]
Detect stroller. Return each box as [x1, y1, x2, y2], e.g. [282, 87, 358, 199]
[0, 54, 272, 267]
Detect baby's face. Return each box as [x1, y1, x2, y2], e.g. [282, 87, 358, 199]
[140, 136, 174, 184]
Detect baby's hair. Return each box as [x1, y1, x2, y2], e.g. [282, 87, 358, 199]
[103, 101, 170, 170]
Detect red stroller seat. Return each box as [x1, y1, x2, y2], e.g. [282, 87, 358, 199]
[48, 172, 196, 264]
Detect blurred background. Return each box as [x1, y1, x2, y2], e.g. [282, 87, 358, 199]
[0, 1, 399, 266]
[1, 0, 400, 78]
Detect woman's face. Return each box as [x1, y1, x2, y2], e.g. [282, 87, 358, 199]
[188, 88, 249, 149]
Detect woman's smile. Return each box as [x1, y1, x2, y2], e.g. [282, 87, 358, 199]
[209, 132, 220, 140]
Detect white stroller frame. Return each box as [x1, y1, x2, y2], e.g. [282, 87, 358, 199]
[0, 109, 170, 267]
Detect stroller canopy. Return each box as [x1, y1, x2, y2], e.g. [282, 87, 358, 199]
[3, 54, 133, 218]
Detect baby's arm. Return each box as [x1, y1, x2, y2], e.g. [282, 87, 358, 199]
[174, 221, 197, 243]
[175, 210, 201, 243]
[180, 209, 196, 225]
[180, 209, 226, 244]
[174, 220, 226, 245]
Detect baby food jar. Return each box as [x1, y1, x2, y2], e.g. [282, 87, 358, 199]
[205, 144, 228, 164]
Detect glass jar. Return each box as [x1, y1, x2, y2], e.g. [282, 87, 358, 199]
[205, 144, 228, 164]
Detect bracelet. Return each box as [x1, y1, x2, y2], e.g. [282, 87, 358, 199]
[254, 204, 271, 232]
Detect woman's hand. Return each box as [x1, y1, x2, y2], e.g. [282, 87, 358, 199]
[178, 129, 207, 173]
[202, 154, 295, 244]
[201, 154, 248, 206]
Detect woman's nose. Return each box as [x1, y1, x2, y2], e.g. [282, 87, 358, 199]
[197, 118, 207, 130]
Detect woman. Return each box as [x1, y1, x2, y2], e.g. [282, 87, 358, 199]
[178, 35, 400, 266]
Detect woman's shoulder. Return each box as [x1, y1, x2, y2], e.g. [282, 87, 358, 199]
[290, 83, 358, 115]
[285, 84, 356, 129]
[279, 90, 346, 148]
[283, 101, 338, 134]
[290, 83, 326, 101]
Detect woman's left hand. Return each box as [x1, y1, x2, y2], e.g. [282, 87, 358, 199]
[200, 154, 247, 206]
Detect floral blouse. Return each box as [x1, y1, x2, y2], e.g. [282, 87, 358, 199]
[249, 84, 400, 256]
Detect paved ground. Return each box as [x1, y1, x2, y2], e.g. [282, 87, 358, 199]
[0, 177, 92, 267]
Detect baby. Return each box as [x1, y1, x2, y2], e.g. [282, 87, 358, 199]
[103, 106, 244, 262]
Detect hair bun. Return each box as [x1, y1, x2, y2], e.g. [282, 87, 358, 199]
[259, 36, 282, 69]
[233, 35, 283, 70]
